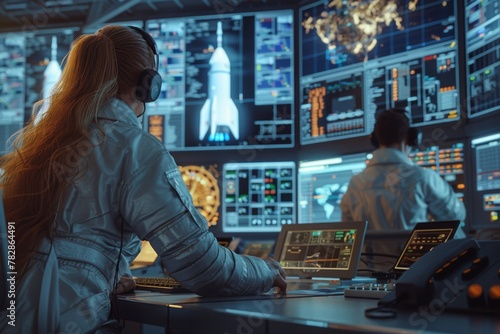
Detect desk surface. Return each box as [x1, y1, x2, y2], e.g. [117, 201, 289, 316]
[117, 290, 500, 334]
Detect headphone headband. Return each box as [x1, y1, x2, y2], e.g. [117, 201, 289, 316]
[129, 26, 158, 55]
[370, 109, 422, 149]
[128, 26, 162, 103]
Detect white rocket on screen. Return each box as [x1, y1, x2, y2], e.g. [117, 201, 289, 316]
[43, 35, 62, 100]
[199, 21, 239, 142]
[35, 35, 62, 123]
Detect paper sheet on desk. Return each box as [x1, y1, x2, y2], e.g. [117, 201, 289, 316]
[123, 290, 340, 304]
[286, 289, 343, 296]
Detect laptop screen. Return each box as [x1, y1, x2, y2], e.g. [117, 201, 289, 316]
[131, 238, 237, 269]
[273, 221, 367, 279]
[131, 241, 159, 269]
[393, 220, 460, 272]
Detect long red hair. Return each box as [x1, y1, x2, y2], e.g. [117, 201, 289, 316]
[0, 25, 155, 278]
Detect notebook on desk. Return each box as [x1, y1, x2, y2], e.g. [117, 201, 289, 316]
[273, 221, 368, 282]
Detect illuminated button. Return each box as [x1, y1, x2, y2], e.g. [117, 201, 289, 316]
[462, 267, 473, 280]
[435, 261, 453, 279]
[459, 249, 469, 257]
[467, 284, 485, 308]
[488, 285, 500, 309]
[462, 257, 489, 280]
[468, 284, 482, 298]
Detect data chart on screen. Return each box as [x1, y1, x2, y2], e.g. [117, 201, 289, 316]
[222, 161, 296, 233]
[299, 0, 460, 145]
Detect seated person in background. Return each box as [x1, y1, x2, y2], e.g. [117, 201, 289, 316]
[340, 108, 466, 235]
[0, 25, 286, 333]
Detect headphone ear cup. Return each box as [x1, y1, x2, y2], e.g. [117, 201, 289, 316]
[407, 127, 422, 148]
[370, 132, 379, 148]
[136, 69, 162, 103]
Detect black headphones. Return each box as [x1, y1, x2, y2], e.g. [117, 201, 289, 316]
[370, 109, 422, 149]
[128, 26, 162, 103]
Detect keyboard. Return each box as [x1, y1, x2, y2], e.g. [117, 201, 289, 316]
[343, 282, 395, 299]
[133, 276, 190, 293]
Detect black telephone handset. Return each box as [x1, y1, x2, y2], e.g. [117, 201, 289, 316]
[379, 238, 480, 307]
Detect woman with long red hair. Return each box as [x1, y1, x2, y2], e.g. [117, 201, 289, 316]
[0, 25, 286, 333]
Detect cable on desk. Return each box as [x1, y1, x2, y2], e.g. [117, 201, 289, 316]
[356, 268, 378, 274]
[359, 254, 398, 273]
[356, 268, 399, 281]
[364, 299, 398, 319]
[361, 252, 400, 259]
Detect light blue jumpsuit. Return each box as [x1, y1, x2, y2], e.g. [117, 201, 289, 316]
[0, 99, 275, 333]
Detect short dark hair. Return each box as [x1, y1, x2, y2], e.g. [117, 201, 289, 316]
[374, 109, 410, 147]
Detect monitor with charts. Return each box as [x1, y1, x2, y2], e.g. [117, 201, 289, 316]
[274, 221, 367, 279]
[392, 220, 460, 273]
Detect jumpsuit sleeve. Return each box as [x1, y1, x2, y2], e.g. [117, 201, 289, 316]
[119, 147, 274, 296]
[423, 169, 466, 222]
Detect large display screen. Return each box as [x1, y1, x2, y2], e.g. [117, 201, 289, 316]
[145, 10, 294, 151]
[0, 33, 25, 154]
[178, 164, 221, 227]
[222, 161, 295, 233]
[471, 133, 500, 228]
[299, 0, 460, 145]
[465, 0, 500, 118]
[298, 153, 369, 224]
[409, 140, 466, 204]
[24, 28, 78, 123]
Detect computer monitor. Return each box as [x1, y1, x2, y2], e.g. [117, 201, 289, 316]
[240, 240, 275, 258]
[299, 0, 460, 145]
[177, 164, 221, 227]
[274, 221, 368, 279]
[470, 133, 500, 229]
[24, 28, 78, 121]
[130, 240, 159, 269]
[0, 33, 25, 154]
[362, 221, 460, 273]
[298, 153, 370, 224]
[465, 0, 500, 118]
[222, 161, 296, 233]
[363, 229, 413, 259]
[393, 220, 460, 273]
[145, 9, 294, 151]
[409, 140, 466, 205]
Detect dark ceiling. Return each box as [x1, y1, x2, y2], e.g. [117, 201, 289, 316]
[0, 0, 301, 33]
